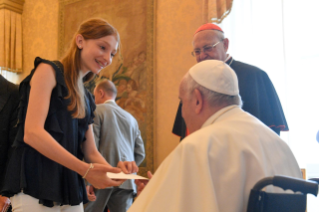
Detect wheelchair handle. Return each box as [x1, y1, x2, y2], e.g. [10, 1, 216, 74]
[252, 175, 318, 196]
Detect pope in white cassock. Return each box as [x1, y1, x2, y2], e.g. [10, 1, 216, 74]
[128, 60, 302, 212]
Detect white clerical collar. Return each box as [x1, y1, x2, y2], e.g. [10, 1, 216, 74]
[104, 99, 115, 104]
[225, 54, 232, 62]
[201, 105, 238, 129]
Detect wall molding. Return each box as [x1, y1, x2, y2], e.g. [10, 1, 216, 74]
[0, 0, 25, 14]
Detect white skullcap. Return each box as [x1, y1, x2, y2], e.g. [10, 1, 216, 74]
[189, 60, 239, 96]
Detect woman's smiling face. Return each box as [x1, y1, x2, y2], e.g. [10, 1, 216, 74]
[77, 34, 118, 75]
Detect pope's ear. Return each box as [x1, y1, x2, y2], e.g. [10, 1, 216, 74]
[193, 89, 203, 114]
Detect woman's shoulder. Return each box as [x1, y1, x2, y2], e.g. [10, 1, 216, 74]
[19, 57, 68, 103]
[30, 57, 67, 89]
[33, 57, 64, 78]
[33, 57, 63, 72]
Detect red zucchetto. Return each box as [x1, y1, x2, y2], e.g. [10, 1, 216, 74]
[194, 23, 224, 35]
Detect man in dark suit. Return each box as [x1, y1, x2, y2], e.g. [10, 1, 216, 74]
[0, 74, 19, 212]
[173, 23, 288, 140]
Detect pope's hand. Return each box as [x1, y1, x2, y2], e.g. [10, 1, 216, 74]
[135, 171, 153, 196]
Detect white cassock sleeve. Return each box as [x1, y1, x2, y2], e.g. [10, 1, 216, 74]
[128, 136, 220, 212]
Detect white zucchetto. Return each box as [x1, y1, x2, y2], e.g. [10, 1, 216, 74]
[189, 60, 239, 96]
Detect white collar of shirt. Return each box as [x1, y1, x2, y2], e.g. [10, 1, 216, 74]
[201, 105, 238, 129]
[103, 99, 115, 104]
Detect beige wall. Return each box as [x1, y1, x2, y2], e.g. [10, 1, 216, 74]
[18, 0, 59, 81]
[15, 0, 204, 170]
[155, 1, 204, 168]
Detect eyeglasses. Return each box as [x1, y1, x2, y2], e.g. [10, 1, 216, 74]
[191, 41, 222, 57]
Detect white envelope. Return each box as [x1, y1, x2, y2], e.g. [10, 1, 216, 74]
[107, 171, 149, 180]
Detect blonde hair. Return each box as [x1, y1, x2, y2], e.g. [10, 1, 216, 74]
[61, 18, 120, 118]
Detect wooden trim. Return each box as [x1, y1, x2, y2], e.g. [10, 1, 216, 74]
[0, 0, 25, 14]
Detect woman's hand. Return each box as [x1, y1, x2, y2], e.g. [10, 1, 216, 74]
[84, 163, 125, 189]
[86, 185, 96, 201]
[117, 161, 139, 174]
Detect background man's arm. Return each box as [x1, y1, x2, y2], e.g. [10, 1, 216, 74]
[134, 129, 145, 166]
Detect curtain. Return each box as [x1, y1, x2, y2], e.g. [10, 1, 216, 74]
[218, 0, 319, 168]
[0, 9, 22, 73]
[204, 0, 234, 23]
[217, 0, 319, 210]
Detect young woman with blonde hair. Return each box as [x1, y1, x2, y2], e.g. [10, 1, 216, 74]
[1, 18, 138, 212]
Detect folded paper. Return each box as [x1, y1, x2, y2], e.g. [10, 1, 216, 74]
[107, 172, 149, 180]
